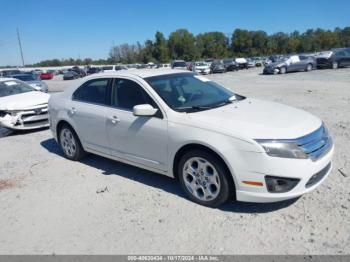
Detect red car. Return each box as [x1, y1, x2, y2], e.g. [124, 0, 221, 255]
[40, 72, 54, 80]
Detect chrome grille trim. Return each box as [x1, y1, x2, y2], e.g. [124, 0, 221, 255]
[294, 124, 332, 161]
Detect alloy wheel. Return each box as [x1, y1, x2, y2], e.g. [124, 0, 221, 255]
[60, 128, 77, 157]
[182, 157, 221, 202]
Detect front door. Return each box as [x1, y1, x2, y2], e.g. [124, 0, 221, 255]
[106, 78, 168, 171]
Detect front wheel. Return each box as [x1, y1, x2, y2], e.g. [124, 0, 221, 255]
[59, 124, 86, 161]
[306, 63, 313, 71]
[178, 150, 233, 207]
[279, 66, 287, 74]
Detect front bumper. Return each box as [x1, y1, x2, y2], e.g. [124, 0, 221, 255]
[229, 145, 334, 203]
[263, 67, 279, 74]
[0, 105, 49, 130]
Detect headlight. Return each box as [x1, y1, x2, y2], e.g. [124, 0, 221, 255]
[255, 140, 308, 159]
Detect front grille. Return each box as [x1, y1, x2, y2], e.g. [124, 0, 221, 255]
[306, 162, 331, 188]
[294, 124, 333, 161]
[316, 58, 330, 67]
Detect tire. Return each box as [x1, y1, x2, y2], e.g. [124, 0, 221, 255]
[332, 61, 338, 69]
[58, 124, 86, 161]
[279, 66, 287, 74]
[305, 63, 313, 72]
[177, 150, 233, 207]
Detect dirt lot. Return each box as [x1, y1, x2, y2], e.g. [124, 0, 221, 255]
[0, 67, 349, 254]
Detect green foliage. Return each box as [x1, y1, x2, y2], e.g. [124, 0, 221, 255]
[28, 26, 350, 67]
[168, 29, 198, 61]
[196, 32, 228, 58]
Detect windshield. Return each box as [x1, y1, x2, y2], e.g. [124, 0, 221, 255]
[0, 80, 34, 97]
[13, 75, 37, 81]
[145, 73, 244, 112]
[195, 62, 207, 66]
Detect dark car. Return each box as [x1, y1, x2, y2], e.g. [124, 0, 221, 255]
[87, 67, 101, 75]
[171, 60, 187, 70]
[63, 71, 79, 80]
[316, 48, 350, 69]
[263, 55, 316, 74]
[210, 60, 226, 73]
[71, 67, 86, 77]
[223, 59, 238, 71]
[0, 69, 22, 77]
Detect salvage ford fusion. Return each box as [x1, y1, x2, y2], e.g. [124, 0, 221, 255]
[0, 78, 50, 130]
[48, 69, 333, 207]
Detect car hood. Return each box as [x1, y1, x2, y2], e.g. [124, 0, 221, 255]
[184, 98, 321, 140]
[0, 91, 50, 111]
[195, 66, 209, 70]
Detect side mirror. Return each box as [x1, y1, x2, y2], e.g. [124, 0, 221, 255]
[133, 104, 158, 117]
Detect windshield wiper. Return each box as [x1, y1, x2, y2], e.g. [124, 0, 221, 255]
[177, 105, 213, 112]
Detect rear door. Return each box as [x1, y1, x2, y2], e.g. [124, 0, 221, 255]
[288, 56, 302, 71]
[68, 78, 111, 154]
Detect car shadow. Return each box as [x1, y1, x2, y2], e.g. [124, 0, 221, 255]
[0, 126, 49, 138]
[41, 138, 299, 213]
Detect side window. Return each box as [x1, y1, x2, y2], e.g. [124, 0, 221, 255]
[72, 79, 110, 105]
[112, 79, 157, 110]
[335, 51, 345, 56]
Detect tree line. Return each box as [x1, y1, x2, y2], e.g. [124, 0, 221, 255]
[29, 27, 350, 67]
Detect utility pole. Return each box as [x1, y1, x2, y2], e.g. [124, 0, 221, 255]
[17, 27, 25, 67]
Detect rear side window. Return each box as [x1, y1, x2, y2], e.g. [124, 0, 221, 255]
[73, 79, 110, 105]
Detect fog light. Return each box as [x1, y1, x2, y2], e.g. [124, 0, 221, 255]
[265, 176, 300, 193]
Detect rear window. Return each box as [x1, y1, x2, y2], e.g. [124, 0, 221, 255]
[102, 66, 113, 70]
[173, 62, 186, 67]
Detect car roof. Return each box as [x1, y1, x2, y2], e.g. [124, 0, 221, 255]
[87, 69, 191, 79]
[0, 77, 18, 82]
[10, 74, 30, 77]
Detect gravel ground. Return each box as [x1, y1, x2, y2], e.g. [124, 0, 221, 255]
[0, 67, 349, 255]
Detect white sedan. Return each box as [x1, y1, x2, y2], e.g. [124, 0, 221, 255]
[48, 69, 333, 207]
[192, 62, 211, 75]
[0, 78, 50, 130]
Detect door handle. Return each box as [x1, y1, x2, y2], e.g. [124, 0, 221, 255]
[109, 116, 120, 124]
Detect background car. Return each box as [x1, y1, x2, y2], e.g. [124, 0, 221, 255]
[87, 67, 102, 75]
[223, 59, 239, 71]
[0, 78, 50, 130]
[0, 69, 22, 77]
[40, 71, 54, 80]
[316, 48, 350, 69]
[71, 66, 87, 77]
[263, 55, 316, 74]
[63, 71, 79, 80]
[192, 61, 210, 75]
[235, 58, 248, 69]
[210, 60, 226, 73]
[171, 60, 187, 70]
[11, 73, 48, 92]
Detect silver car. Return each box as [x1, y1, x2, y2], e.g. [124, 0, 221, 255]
[263, 55, 316, 74]
[11, 73, 49, 92]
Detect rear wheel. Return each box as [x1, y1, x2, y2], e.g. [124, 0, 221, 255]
[178, 150, 233, 207]
[58, 124, 86, 161]
[332, 61, 338, 69]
